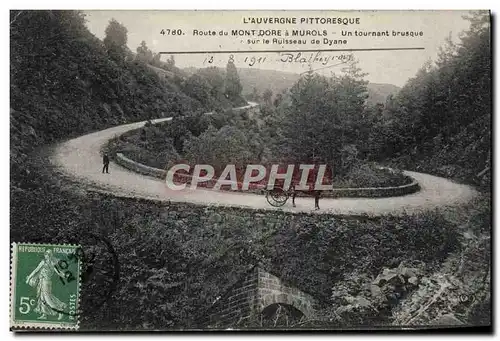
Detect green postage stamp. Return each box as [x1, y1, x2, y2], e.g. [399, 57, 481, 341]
[10, 243, 81, 330]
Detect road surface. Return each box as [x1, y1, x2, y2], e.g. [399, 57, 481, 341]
[50, 104, 478, 216]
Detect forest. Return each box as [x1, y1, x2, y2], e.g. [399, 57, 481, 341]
[10, 11, 245, 189]
[116, 10, 490, 192]
[10, 10, 491, 329]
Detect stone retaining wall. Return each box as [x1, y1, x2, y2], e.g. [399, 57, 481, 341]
[115, 153, 166, 178]
[205, 267, 318, 328]
[114, 152, 420, 198]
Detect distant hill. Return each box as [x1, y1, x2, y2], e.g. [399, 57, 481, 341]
[365, 83, 401, 106]
[147, 64, 177, 79]
[237, 68, 300, 97]
[235, 68, 400, 106]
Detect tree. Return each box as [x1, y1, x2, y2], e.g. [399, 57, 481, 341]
[103, 18, 128, 63]
[375, 10, 491, 184]
[273, 93, 283, 107]
[183, 125, 254, 171]
[262, 89, 273, 106]
[151, 52, 161, 67]
[281, 59, 369, 175]
[250, 87, 260, 102]
[167, 55, 175, 68]
[224, 60, 243, 101]
[196, 67, 225, 102]
[333, 59, 369, 146]
[136, 40, 153, 64]
[181, 74, 212, 107]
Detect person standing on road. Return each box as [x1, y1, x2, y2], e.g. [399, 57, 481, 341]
[311, 162, 321, 210]
[314, 190, 321, 210]
[102, 152, 110, 174]
[290, 175, 320, 210]
[291, 181, 297, 207]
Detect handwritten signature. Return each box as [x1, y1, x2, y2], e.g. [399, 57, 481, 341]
[279, 52, 353, 65]
[202, 51, 353, 67]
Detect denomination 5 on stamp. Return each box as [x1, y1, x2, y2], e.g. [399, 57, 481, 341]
[10, 243, 81, 330]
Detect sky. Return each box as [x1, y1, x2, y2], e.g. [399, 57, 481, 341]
[83, 10, 474, 87]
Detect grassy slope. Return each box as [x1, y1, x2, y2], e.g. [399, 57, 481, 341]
[11, 156, 464, 329]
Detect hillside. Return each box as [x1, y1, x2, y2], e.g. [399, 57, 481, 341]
[184, 67, 400, 106]
[373, 12, 491, 187]
[365, 83, 401, 106]
[238, 68, 400, 105]
[10, 11, 220, 188]
[237, 68, 300, 96]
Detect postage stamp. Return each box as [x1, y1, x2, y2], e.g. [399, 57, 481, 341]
[10, 243, 81, 330]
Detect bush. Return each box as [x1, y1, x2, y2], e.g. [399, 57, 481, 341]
[327, 263, 423, 326]
[333, 164, 412, 188]
[263, 210, 458, 304]
[392, 196, 491, 326]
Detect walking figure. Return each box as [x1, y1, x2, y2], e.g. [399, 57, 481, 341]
[314, 190, 320, 210]
[25, 250, 66, 320]
[102, 153, 110, 174]
[290, 182, 321, 210]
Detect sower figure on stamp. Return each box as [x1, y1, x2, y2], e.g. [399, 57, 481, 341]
[102, 152, 110, 174]
[25, 249, 66, 320]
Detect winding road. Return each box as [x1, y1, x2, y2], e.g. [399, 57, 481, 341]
[50, 103, 478, 216]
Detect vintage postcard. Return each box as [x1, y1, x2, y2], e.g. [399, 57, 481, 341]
[10, 10, 491, 332]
